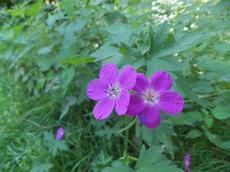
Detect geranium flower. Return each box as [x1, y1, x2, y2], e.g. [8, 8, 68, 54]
[56, 127, 64, 141]
[87, 63, 137, 120]
[127, 71, 184, 128]
[184, 152, 191, 172]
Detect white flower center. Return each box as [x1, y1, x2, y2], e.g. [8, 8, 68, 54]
[107, 84, 121, 98]
[143, 89, 158, 105]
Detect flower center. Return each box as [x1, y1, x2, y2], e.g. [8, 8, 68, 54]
[107, 84, 121, 98]
[143, 89, 158, 104]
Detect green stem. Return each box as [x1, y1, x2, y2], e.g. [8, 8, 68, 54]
[116, 117, 137, 134]
[124, 118, 129, 158]
[128, 155, 138, 161]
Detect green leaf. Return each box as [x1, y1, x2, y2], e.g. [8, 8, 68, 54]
[154, 21, 169, 49]
[140, 126, 154, 145]
[147, 56, 191, 76]
[26, 0, 43, 16]
[171, 111, 203, 126]
[102, 161, 132, 172]
[197, 56, 230, 79]
[152, 32, 215, 58]
[106, 23, 133, 45]
[213, 42, 230, 55]
[212, 105, 230, 120]
[43, 132, 68, 157]
[135, 145, 183, 172]
[60, 96, 77, 120]
[149, 26, 155, 55]
[0, 29, 14, 41]
[60, 67, 75, 90]
[91, 44, 122, 61]
[60, 0, 75, 19]
[204, 130, 230, 150]
[61, 56, 95, 65]
[192, 81, 213, 94]
[186, 129, 202, 139]
[31, 160, 53, 172]
[37, 46, 53, 55]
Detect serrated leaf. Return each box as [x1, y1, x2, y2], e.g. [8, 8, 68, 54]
[102, 161, 132, 172]
[44, 131, 68, 157]
[31, 160, 53, 172]
[135, 145, 183, 172]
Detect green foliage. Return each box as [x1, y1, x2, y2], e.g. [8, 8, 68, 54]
[0, 0, 230, 171]
[135, 146, 183, 172]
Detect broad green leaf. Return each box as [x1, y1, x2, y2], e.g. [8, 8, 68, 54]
[135, 145, 183, 172]
[212, 105, 230, 120]
[91, 44, 122, 61]
[205, 130, 230, 150]
[197, 56, 230, 79]
[213, 42, 230, 55]
[192, 81, 213, 94]
[186, 129, 202, 139]
[106, 23, 133, 45]
[152, 32, 215, 58]
[140, 126, 154, 145]
[171, 111, 203, 126]
[147, 56, 191, 76]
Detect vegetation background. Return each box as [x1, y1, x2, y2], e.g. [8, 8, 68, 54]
[0, 0, 229, 171]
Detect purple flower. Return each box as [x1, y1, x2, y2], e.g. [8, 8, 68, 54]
[87, 63, 137, 120]
[56, 127, 64, 141]
[127, 71, 184, 128]
[184, 152, 191, 172]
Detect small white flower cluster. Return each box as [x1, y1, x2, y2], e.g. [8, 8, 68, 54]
[45, 0, 60, 8]
[151, 0, 185, 23]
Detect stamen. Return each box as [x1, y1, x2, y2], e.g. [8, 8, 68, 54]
[143, 89, 158, 105]
[107, 84, 121, 98]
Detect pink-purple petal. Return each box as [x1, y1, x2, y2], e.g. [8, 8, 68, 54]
[138, 106, 161, 128]
[93, 97, 115, 120]
[99, 63, 119, 85]
[115, 90, 130, 115]
[159, 91, 184, 115]
[87, 79, 107, 100]
[133, 73, 149, 93]
[119, 65, 137, 89]
[127, 94, 146, 117]
[150, 70, 173, 92]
